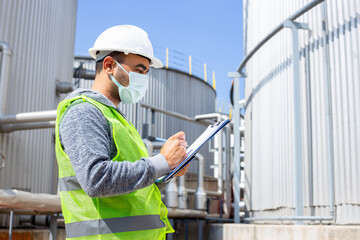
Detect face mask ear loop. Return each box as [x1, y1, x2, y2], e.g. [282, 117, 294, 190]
[109, 75, 125, 89]
[114, 60, 129, 75]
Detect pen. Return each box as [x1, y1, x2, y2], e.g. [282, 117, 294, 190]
[147, 136, 189, 148]
[155, 137, 167, 142]
[147, 136, 167, 142]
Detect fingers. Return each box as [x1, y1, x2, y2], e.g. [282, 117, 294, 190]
[175, 163, 190, 177]
[170, 131, 185, 141]
[168, 131, 187, 154]
[160, 132, 188, 170]
[179, 139, 188, 149]
[164, 131, 190, 177]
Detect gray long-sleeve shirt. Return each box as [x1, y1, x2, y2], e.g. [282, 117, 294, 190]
[59, 88, 170, 197]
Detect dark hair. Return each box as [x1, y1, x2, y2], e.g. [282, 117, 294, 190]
[95, 51, 126, 74]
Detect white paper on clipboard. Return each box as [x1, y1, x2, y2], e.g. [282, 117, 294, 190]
[156, 118, 231, 183]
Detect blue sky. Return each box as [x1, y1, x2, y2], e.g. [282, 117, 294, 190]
[74, 0, 244, 113]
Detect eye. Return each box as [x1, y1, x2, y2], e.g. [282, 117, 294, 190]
[136, 68, 145, 74]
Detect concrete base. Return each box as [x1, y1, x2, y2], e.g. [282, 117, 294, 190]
[209, 224, 360, 240]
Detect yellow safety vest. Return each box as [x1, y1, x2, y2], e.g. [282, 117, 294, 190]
[55, 95, 174, 239]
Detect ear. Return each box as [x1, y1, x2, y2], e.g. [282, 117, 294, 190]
[103, 56, 116, 75]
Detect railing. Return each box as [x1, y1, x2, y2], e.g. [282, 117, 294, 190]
[153, 46, 217, 88]
[153, 47, 234, 115]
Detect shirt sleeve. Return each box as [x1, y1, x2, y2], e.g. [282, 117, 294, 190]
[59, 102, 170, 198]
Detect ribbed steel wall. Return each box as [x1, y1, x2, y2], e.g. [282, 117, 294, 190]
[244, 0, 360, 224]
[74, 57, 216, 176]
[0, 0, 77, 195]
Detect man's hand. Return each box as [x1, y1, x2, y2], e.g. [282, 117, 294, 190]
[160, 132, 187, 170]
[174, 163, 189, 177]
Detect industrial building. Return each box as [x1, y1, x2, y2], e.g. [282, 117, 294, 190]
[0, 0, 360, 239]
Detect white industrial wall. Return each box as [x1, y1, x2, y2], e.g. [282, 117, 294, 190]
[0, 0, 77, 194]
[243, 0, 360, 224]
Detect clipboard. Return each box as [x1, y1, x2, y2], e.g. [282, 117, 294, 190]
[156, 118, 231, 183]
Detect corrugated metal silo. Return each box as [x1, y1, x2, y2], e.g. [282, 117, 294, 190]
[0, 0, 77, 194]
[243, 0, 360, 224]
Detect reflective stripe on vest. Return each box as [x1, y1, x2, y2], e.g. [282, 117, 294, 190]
[58, 176, 81, 192]
[65, 215, 165, 238]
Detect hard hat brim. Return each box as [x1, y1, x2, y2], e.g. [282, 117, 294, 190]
[89, 48, 163, 69]
[149, 56, 163, 69]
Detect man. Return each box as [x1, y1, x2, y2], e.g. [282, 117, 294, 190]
[55, 25, 188, 239]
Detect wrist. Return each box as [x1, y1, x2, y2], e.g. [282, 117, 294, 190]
[148, 154, 171, 179]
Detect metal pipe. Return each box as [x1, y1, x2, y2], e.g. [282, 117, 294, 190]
[304, 38, 315, 217]
[141, 103, 212, 126]
[0, 189, 61, 213]
[0, 41, 12, 114]
[151, 109, 155, 137]
[178, 175, 187, 209]
[0, 208, 58, 215]
[56, 81, 74, 94]
[9, 209, 13, 240]
[142, 138, 164, 151]
[206, 217, 234, 222]
[198, 220, 203, 240]
[141, 103, 200, 125]
[244, 216, 334, 221]
[165, 178, 178, 208]
[34, 215, 49, 226]
[236, 0, 325, 74]
[217, 127, 223, 197]
[186, 188, 221, 197]
[194, 154, 206, 210]
[194, 113, 226, 197]
[0, 110, 57, 124]
[284, 19, 307, 225]
[167, 208, 207, 219]
[49, 215, 57, 240]
[228, 72, 242, 223]
[73, 67, 95, 80]
[0, 121, 56, 133]
[239, 126, 245, 135]
[194, 113, 222, 122]
[224, 123, 232, 218]
[321, 0, 335, 219]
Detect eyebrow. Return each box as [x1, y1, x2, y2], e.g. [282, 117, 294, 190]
[136, 63, 149, 73]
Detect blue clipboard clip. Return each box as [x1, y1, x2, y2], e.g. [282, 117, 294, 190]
[156, 118, 231, 183]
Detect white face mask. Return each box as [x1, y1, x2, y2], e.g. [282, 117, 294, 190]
[110, 60, 149, 104]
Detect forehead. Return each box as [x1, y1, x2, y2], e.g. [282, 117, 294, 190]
[124, 53, 150, 67]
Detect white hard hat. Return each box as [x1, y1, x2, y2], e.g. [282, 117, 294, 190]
[88, 25, 163, 68]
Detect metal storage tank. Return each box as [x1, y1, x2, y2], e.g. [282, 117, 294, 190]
[0, 0, 77, 194]
[243, 0, 360, 224]
[74, 57, 217, 176]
